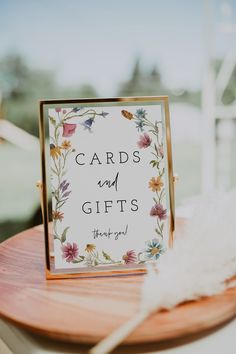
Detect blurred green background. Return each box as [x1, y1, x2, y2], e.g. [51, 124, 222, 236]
[1, 0, 236, 241]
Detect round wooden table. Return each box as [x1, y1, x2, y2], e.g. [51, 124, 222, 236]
[0, 223, 236, 345]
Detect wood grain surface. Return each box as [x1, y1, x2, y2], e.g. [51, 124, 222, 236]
[0, 221, 236, 345]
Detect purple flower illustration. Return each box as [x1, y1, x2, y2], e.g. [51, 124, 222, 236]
[122, 250, 137, 264]
[137, 133, 152, 148]
[62, 191, 71, 198]
[59, 180, 71, 198]
[61, 242, 79, 262]
[62, 123, 77, 137]
[60, 180, 69, 192]
[62, 183, 69, 193]
[82, 118, 95, 131]
[150, 203, 167, 220]
[60, 180, 67, 189]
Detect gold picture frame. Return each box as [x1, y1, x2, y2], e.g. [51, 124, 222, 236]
[39, 96, 175, 279]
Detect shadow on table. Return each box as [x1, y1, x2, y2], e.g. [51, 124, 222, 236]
[16, 317, 234, 354]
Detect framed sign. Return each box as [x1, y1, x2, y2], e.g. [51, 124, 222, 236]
[39, 96, 175, 279]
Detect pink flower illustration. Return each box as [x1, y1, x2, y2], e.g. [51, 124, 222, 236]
[137, 133, 152, 148]
[55, 107, 61, 113]
[158, 145, 164, 158]
[61, 242, 79, 262]
[122, 250, 137, 264]
[62, 123, 77, 137]
[150, 203, 167, 220]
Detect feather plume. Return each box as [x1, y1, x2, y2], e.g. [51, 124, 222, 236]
[89, 191, 236, 354]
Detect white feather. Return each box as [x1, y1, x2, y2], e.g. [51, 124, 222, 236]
[90, 190, 236, 354]
[141, 190, 236, 312]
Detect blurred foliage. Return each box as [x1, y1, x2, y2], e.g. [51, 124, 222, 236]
[0, 54, 98, 137]
[1, 52, 235, 241]
[0, 54, 235, 140]
[118, 58, 201, 106]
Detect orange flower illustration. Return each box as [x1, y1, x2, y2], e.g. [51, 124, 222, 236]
[50, 144, 61, 159]
[52, 210, 64, 222]
[148, 176, 164, 192]
[121, 110, 134, 120]
[85, 244, 96, 253]
[61, 140, 71, 150]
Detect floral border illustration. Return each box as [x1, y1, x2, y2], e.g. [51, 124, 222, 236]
[49, 106, 166, 267]
[122, 108, 167, 239]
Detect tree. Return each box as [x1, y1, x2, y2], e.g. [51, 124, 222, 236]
[0, 54, 99, 136]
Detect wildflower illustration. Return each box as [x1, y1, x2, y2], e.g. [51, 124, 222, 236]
[62, 123, 77, 137]
[143, 238, 166, 260]
[122, 107, 167, 241]
[122, 250, 137, 264]
[49, 105, 166, 267]
[49, 106, 109, 262]
[61, 242, 79, 262]
[148, 176, 164, 192]
[137, 133, 152, 148]
[150, 203, 167, 220]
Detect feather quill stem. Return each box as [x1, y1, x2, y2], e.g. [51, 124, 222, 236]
[89, 191, 236, 354]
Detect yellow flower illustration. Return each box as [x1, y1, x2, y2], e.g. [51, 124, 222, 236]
[151, 246, 160, 255]
[148, 176, 164, 192]
[50, 144, 61, 159]
[61, 140, 71, 150]
[85, 244, 96, 253]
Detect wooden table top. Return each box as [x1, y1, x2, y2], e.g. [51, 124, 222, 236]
[0, 222, 236, 345]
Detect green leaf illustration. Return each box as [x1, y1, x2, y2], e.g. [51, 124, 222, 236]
[54, 235, 61, 241]
[72, 258, 84, 264]
[102, 250, 112, 261]
[154, 144, 159, 153]
[61, 170, 68, 177]
[51, 167, 57, 175]
[49, 116, 56, 126]
[61, 226, 70, 243]
[160, 168, 165, 177]
[94, 259, 99, 266]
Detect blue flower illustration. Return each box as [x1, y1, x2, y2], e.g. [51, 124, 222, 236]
[82, 118, 95, 131]
[143, 238, 166, 260]
[101, 111, 109, 118]
[135, 108, 147, 119]
[135, 119, 145, 132]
